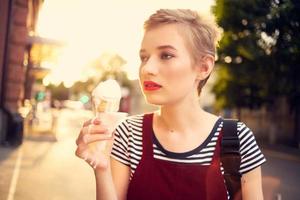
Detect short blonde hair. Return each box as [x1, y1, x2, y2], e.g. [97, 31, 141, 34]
[144, 9, 222, 94]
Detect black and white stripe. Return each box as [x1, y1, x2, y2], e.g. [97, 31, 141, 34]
[238, 122, 266, 174]
[111, 114, 266, 179]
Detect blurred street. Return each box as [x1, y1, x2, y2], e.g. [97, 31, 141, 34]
[0, 108, 95, 200]
[0, 108, 300, 200]
[1, 0, 300, 200]
[261, 146, 300, 200]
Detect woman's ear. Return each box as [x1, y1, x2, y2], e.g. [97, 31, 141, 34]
[196, 55, 215, 80]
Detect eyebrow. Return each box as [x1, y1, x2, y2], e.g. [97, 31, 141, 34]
[140, 45, 177, 53]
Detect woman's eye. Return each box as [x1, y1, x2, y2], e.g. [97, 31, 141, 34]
[161, 53, 174, 60]
[140, 55, 148, 62]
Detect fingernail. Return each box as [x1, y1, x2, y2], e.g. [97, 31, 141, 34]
[93, 118, 101, 124]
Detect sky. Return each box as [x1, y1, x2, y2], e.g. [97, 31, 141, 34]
[36, 0, 215, 86]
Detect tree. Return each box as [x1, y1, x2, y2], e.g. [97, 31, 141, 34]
[213, 0, 300, 144]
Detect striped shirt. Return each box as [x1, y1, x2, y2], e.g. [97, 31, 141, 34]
[111, 114, 266, 180]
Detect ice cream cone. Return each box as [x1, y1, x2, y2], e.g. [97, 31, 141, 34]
[87, 79, 128, 167]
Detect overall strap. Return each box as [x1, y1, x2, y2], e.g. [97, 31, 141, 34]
[221, 119, 242, 200]
[142, 113, 155, 158]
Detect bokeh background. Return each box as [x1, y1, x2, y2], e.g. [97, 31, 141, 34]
[0, 0, 299, 200]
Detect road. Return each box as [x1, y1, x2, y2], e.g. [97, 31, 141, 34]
[1, 108, 300, 200]
[262, 147, 300, 200]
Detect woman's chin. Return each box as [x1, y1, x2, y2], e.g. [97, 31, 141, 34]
[144, 96, 166, 106]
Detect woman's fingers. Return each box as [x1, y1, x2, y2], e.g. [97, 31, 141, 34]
[77, 118, 104, 145]
[75, 131, 84, 145]
[82, 117, 101, 127]
[82, 132, 113, 144]
[82, 119, 93, 127]
[75, 117, 112, 170]
[75, 143, 88, 159]
[83, 124, 108, 135]
[75, 141, 110, 169]
[76, 124, 109, 145]
[91, 117, 101, 125]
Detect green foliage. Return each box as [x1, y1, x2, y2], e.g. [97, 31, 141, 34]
[213, 0, 300, 110]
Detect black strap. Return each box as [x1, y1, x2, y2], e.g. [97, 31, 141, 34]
[221, 119, 242, 200]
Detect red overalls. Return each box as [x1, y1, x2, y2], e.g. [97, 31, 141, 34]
[127, 113, 228, 200]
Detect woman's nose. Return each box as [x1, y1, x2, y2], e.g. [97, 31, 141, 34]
[141, 57, 158, 75]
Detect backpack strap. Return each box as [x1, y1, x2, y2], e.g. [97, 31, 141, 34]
[221, 119, 242, 200]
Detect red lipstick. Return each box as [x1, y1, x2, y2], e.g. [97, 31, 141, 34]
[143, 81, 162, 91]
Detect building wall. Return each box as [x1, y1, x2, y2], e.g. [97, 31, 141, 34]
[0, 0, 30, 144]
[0, 0, 11, 103]
[3, 0, 29, 113]
[0, 0, 13, 143]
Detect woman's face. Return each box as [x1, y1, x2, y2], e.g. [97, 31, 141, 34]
[139, 24, 199, 106]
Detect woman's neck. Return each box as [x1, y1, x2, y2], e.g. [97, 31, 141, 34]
[156, 98, 208, 135]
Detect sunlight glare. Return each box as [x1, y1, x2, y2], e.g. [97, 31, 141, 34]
[37, 0, 215, 85]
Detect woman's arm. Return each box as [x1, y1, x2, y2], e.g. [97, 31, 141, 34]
[76, 118, 130, 200]
[241, 166, 264, 200]
[94, 158, 130, 200]
[94, 167, 118, 200]
[111, 158, 131, 200]
[237, 122, 266, 200]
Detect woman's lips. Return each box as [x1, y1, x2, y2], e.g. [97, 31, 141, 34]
[143, 81, 162, 91]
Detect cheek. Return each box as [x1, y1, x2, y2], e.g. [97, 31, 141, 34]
[163, 65, 196, 90]
[138, 65, 142, 77]
[138, 70, 144, 89]
[138, 66, 144, 83]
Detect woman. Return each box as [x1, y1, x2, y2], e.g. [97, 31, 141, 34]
[76, 9, 266, 200]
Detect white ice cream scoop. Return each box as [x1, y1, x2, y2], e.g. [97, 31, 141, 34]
[92, 79, 122, 113]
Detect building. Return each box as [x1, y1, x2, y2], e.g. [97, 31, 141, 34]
[0, 0, 43, 145]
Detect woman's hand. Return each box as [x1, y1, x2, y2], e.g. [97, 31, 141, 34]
[75, 118, 114, 171]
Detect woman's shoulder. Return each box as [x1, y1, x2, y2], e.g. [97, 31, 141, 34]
[128, 113, 145, 119]
[235, 121, 266, 174]
[218, 117, 253, 135]
[116, 113, 145, 135]
[235, 120, 254, 138]
[122, 112, 157, 125]
[219, 118, 258, 144]
[123, 113, 144, 126]
[219, 118, 266, 173]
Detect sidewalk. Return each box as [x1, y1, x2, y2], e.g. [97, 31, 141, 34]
[0, 145, 20, 200]
[0, 108, 95, 200]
